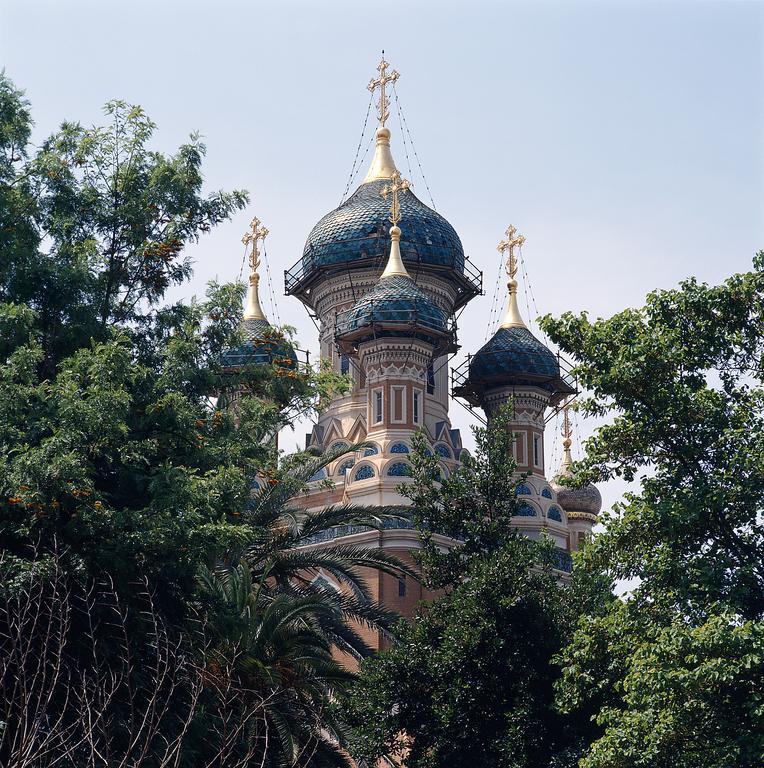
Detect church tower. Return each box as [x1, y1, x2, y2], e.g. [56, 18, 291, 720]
[284, 56, 481, 509]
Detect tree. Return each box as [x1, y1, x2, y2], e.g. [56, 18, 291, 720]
[0, 74, 413, 767]
[343, 412, 601, 768]
[541, 255, 764, 768]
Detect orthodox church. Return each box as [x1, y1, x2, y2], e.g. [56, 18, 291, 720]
[225, 56, 601, 627]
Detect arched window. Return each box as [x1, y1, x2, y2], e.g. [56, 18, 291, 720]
[516, 503, 537, 517]
[387, 462, 412, 477]
[434, 444, 452, 459]
[308, 468, 327, 482]
[541, 487, 553, 499]
[329, 441, 349, 453]
[354, 465, 375, 481]
[363, 444, 379, 457]
[547, 505, 563, 522]
[515, 483, 533, 496]
[337, 459, 354, 476]
[389, 442, 409, 454]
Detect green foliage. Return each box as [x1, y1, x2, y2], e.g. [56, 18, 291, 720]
[541, 254, 764, 767]
[403, 405, 519, 589]
[344, 411, 602, 768]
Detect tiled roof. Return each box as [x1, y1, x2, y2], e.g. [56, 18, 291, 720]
[550, 476, 602, 516]
[467, 326, 560, 386]
[220, 318, 298, 369]
[336, 275, 448, 338]
[302, 180, 465, 275]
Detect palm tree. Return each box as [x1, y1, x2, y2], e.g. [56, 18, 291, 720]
[199, 443, 416, 766]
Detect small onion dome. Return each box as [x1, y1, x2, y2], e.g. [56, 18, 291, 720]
[550, 474, 602, 519]
[220, 319, 298, 370]
[455, 325, 575, 405]
[301, 129, 464, 276]
[335, 225, 455, 357]
[550, 437, 602, 520]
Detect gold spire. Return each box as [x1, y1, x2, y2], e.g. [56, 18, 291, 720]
[241, 216, 269, 321]
[363, 53, 401, 183]
[379, 171, 411, 278]
[561, 403, 573, 470]
[497, 225, 527, 329]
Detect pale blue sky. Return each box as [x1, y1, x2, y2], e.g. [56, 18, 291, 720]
[2, 0, 762, 509]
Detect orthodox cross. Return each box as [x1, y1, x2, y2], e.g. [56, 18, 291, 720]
[497, 225, 526, 280]
[381, 170, 410, 226]
[242, 217, 269, 276]
[368, 52, 400, 128]
[562, 403, 573, 443]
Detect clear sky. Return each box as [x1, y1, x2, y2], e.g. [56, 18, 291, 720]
[2, 0, 762, 512]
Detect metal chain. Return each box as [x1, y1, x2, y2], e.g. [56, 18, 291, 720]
[340, 91, 374, 204]
[262, 244, 281, 325]
[392, 83, 437, 210]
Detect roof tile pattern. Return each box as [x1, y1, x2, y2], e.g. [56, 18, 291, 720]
[302, 180, 465, 274]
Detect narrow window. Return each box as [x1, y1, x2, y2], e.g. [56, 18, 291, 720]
[398, 577, 406, 597]
[426, 361, 435, 394]
[340, 355, 349, 375]
[374, 390, 383, 423]
[533, 435, 541, 467]
[412, 391, 420, 424]
[392, 386, 404, 422]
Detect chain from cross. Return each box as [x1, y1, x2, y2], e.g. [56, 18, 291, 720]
[380, 170, 410, 226]
[367, 53, 400, 128]
[497, 225, 526, 280]
[242, 217, 269, 275]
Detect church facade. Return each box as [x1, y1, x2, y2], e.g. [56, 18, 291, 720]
[228, 57, 602, 636]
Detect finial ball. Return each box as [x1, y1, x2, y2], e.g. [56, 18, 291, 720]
[377, 126, 391, 140]
[508, 278, 518, 290]
[389, 225, 402, 238]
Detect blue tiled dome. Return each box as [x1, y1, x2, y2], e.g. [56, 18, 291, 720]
[302, 180, 464, 275]
[221, 318, 298, 369]
[336, 275, 447, 340]
[469, 326, 560, 388]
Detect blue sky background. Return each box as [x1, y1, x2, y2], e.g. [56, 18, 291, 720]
[2, 0, 762, 512]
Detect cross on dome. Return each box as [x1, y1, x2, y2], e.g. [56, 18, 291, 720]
[241, 216, 269, 321]
[368, 52, 400, 128]
[381, 170, 410, 226]
[497, 225, 526, 281]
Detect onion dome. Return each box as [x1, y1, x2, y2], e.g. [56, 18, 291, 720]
[302, 136, 465, 274]
[550, 408, 602, 519]
[221, 217, 297, 370]
[453, 227, 574, 406]
[335, 174, 455, 358]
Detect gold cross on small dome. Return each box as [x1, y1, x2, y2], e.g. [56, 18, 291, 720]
[381, 171, 410, 226]
[242, 217, 269, 276]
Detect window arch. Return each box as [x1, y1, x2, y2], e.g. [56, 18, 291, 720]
[515, 483, 533, 496]
[434, 444, 452, 459]
[387, 461, 412, 477]
[515, 503, 537, 517]
[541, 487, 553, 499]
[328, 440, 349, 453]
[363, 444, 379, 457]
[354, 465, 375, 481]
[389, 442, 410, 454]
[308, 468, 327, 482]
[547, 505, 563, 522]
[337, 459, 354, 476]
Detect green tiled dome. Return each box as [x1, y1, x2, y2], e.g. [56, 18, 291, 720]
[468, 326, 560, 389]
[221, 318, 297, 369]
[302, 180, 464, 275]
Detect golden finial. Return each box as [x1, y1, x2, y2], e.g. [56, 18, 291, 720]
[379, 171, 411, 279]
[241, 216, 269, 321]
[380, 170, 410, 226]
[561, 402, 574, 467]
[497, 225, 527, 329]
[368, 52, 400, 128]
